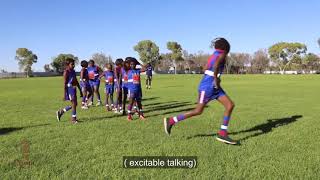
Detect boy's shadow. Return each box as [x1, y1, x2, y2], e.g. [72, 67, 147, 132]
[0, 124, 50, 136]
[187, 115, 303, 141]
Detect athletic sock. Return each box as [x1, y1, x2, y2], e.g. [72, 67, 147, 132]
[82, 96, 86, 104]
[219, 116, 230, 137]
[127, 104, 132, 114]
[71, 109, 76, 119]
[169, 114, 185, 125]
[63, 106, 72, 112]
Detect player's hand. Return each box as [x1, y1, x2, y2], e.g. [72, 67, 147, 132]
[214, 78, 221, 89]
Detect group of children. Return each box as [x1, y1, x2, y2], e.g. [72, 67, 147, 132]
[56, 57, 151, 124]
[56, 37, 239, 145]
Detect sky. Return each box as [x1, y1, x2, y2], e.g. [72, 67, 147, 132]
[0, 0, 319, 72]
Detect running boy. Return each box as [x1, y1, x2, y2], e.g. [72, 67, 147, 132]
[88, 60, 102, 106]
[127, 57, 145, 121]
[163, 38, 238, 145]
[56, 58, 83, 124]
[100, 63, 115, 111]
[80, 60, 92, 109]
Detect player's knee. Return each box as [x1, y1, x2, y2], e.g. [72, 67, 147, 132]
[193, 109, 203, 115]
[227, 102, 235, 111]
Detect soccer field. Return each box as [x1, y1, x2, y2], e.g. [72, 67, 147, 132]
[1, 75, 319, 179]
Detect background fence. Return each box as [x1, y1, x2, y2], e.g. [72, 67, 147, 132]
[0, 72, 61, 79]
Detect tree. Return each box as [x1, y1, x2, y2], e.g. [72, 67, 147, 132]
[43, 64, 53, 72]
[303, 53, 320, 72]
[228, 53, 251, 74]
[268, 42, 307, 74]
[182, 50, 197, 73]
[15, 48, 38, 77]
[251, 49, 270, 73]
[134, 40, 160, 66]
[92, 52, 113, 68]
[51, 54, 79, 73]
[193, 51, 210, 74]
[167, 41, 184, 74]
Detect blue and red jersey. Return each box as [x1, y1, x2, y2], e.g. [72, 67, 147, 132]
[65, 68, 77, 87]
[127, 69, 141, 92]
[198, 49, 225, 91]
[80, 68, 89, 85]
[87, 65, 100, 80]
[121, 68, 130, 88]
[102, 70, 114, 87]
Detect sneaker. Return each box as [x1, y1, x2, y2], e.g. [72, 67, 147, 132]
[163, 118, 173, 135]
[96, 101, 102, 106]
[81, 106, 88, 110]
[139, 115, 146, 120]
[71, 120, 78, 124]
[216, 135, 238, 145]
[127, 115, 133, 121]
[71, 117, 78, 124]
[56, 109, 63, 122]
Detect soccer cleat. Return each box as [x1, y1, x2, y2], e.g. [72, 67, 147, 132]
[96, 101, 102, 106]
[71, 120, 78, 124]
[88, 101, 93, 106]
[81, 106, 88, 110]
[216, 135, 238, 145]
[56, 109, 63, 122]
[163, 118, 173, 136]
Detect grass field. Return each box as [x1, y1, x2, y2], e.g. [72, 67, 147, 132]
[1, 74, 320, 179]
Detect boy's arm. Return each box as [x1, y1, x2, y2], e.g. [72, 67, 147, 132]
[76, 79, 83, 97]
[99, 71, 104, 79]
[98, 66, 103, 76]
[80, 69, 84, 81]
[63, 70, 68, 100]
[140, 64, 146, 72]
[213, 54, 226, 89]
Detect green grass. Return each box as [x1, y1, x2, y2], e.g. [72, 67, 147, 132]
[1, 75, 320, 179]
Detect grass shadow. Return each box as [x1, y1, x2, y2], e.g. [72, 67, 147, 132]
[0, 124, 50, 136]
[187, 115, 302, 141]
[144, 101, 193, 113]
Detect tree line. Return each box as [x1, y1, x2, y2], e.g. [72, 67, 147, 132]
[14, 38, 320, 76]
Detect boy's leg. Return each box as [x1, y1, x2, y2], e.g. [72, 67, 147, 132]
[127, 97, 134, 121]
[89, 81, 94, 105]
[110, 93, 114, 110]
[56, 105, 72, 121]
[94, 82, 101, 106]
[137, 99, 145, 120]
[118, 88, 122, 111]
[71, 100, 77, 124]
[146, 77, 149, 89]
[105, 94, 110, 111]
[122, 88, 128, 115]
[215, 95, 237, 145]
[163, 90, 208, 135]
